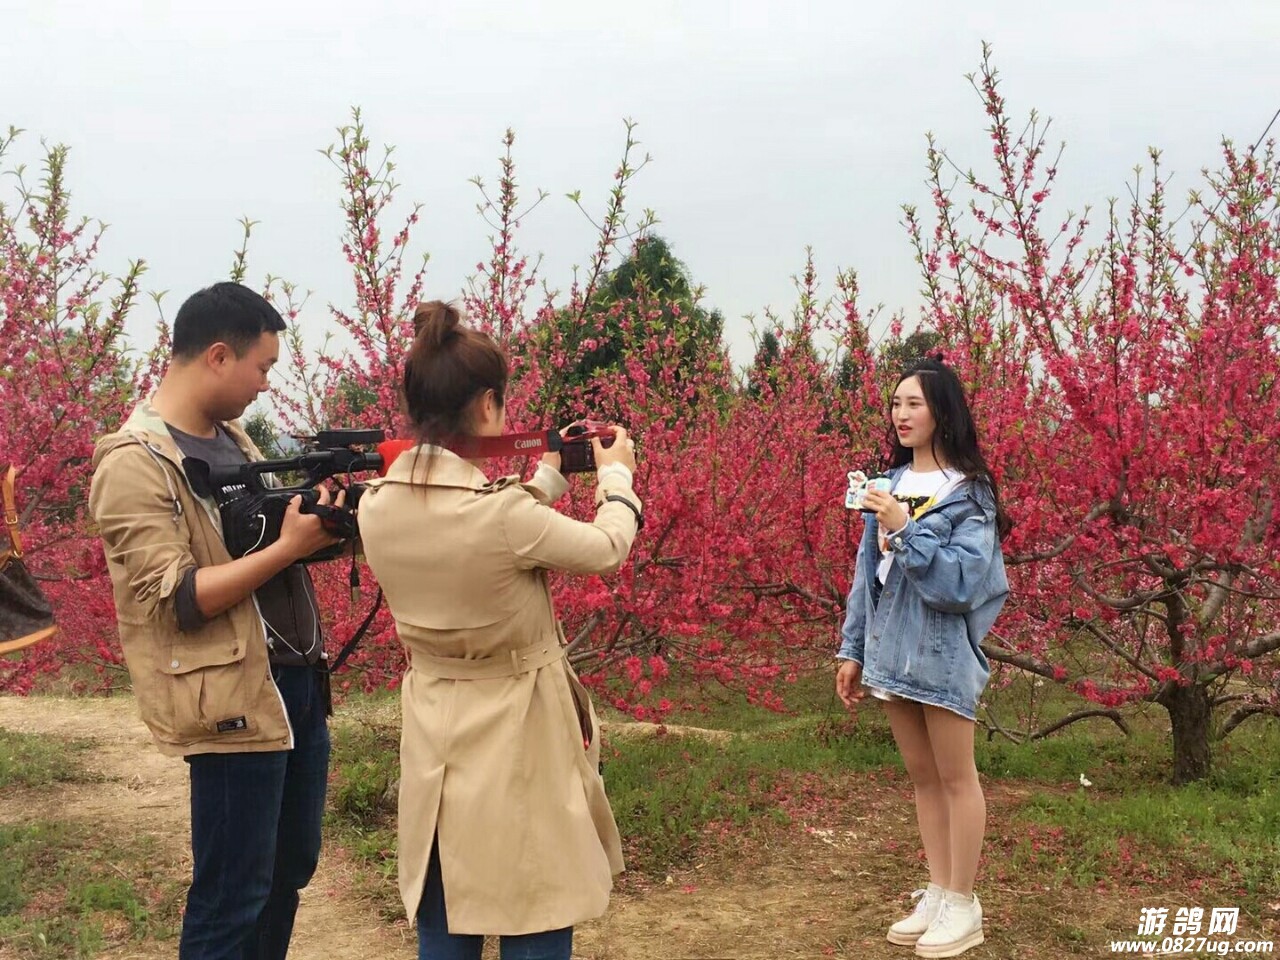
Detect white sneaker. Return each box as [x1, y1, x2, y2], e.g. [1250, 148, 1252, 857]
[914, 891, 984, 957]
[887, 883, 944, 946]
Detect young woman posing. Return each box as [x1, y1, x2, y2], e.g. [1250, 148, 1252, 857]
[836, 358, 1011, 958]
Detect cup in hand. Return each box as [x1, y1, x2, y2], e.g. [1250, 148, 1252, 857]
[845, 471, 892, 512]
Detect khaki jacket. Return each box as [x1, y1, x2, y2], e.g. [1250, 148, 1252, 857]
[356, 446, 640, 935]
[88, 400, 292, 756]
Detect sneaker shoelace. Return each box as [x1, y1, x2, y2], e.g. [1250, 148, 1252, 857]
[910, 888, 937, 918]
[930, 898, 955, 931]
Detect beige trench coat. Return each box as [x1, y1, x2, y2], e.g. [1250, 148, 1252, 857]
[357, 445, 639, 935]
[89, 400, 293, 756]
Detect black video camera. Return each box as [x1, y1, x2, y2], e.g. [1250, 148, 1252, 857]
[184, 429, 384, 563]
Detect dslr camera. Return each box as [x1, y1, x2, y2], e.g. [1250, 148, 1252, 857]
[558, 420, 618, 473]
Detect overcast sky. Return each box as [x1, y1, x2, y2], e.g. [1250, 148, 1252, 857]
[4, 0, 1278, 373]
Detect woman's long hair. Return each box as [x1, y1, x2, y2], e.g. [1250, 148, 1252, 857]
[885, 357, 1012, 540]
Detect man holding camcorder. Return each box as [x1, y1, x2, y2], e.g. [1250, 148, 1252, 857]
[89, 282, 343, 960]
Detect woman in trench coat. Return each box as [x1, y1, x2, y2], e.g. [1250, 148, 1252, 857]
[358, 300, 641, 960]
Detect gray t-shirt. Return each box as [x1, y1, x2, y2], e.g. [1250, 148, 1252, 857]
[168, 424, 323, 667]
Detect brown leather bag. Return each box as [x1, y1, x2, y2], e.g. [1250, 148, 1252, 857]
[0, 465, 57, 656]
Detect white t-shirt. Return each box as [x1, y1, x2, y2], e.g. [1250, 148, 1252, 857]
[876, 468, 963, 584]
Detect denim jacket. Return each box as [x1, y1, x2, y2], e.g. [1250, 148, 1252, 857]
[836, 465, 1009, 720]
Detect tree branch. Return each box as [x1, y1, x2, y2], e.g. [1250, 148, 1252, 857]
[1007, 501, 1109, 564]
[1218, 703, 1280, 739]
[739, 580, 842, 612]
[979, 708, 1025, 744]
[1241, 631, 1280, 661]
[1029, 708, 1131, 740]
[1079, 620, 1162, 682]
[1072, 572, 1170, 612]
[980, 642, 1059, 680]
[566, 611, 605, 655]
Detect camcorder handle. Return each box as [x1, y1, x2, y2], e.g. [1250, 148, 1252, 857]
[293, 491, 359, 539]
[196, 449, 382, 495]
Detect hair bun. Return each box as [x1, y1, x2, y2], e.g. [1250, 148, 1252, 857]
[412, 300, 462, 351]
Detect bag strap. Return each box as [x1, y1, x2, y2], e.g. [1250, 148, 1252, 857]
[3, 465, 22, 559]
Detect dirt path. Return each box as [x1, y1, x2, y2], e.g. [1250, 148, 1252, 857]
[0, 695, 411, 960]
[5, 694, 1246, 959]
[0, 695, 1021, 959]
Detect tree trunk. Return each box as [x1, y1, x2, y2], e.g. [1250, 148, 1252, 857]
[1159, 683, 1212, 785]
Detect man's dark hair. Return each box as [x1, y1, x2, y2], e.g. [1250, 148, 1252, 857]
[172, 282, 287, 360]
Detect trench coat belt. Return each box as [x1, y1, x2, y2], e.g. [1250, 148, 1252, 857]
[409, 640, 567, 679]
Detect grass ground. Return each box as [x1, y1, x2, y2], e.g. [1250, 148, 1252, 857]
[323, 673, 1280, 956]
[0, 729, 184, 959]
[2, 672, 1278, 958]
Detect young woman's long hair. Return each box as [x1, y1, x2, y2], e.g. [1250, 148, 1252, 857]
[885, 357, 1012, 540]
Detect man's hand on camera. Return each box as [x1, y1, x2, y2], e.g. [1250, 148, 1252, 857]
[595, 426, 637, 474]
[276, 486, 345, 562]
[191, 485, 347, 621]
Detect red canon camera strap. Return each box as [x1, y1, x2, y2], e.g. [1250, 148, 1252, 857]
[375, 431, 562, 476]
[448, 430, 561, 459]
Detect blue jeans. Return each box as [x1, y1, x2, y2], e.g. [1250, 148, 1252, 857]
[178, 664, 331, 960]
[418, 839, 573, 960]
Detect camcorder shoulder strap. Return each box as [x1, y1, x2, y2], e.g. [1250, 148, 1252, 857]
[328, 588, 384, 674]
